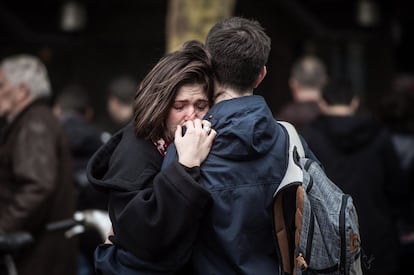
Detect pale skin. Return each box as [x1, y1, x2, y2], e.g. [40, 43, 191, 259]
[167, 83, 216, 168]
[318, 97, 360, 116]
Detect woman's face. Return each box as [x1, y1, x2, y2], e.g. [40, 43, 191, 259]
[165, 83, 210, 138]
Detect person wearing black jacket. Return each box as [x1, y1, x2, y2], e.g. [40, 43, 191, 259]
[300, 78, 404, 275]
[53, 84, 107, 275]
[87, 40, 217, 274]
[377, 74, 414, 274]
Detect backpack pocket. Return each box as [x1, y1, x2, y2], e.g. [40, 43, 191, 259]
[295, 183, 341, 274]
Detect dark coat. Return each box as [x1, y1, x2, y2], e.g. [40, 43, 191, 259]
[59, 112, 107, 210]
[300, 115, 404, 274]
[186, 96, 316, 274]
[0, 100, 78, 275]
[59, 112, 108, 272]
[87, 122, 212, 274]
[276, 101, 321, 129]
[390, 133, 414, 225]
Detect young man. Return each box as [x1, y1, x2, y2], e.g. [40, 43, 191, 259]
[176, 16, 316, 274]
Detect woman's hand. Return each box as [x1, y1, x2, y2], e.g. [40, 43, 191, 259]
[175, 119, 216, 168]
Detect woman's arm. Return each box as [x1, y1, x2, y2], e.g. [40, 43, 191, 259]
[106, 119, 216, 268]
[110, 160, 211, 265]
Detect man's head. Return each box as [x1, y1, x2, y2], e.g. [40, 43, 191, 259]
[107, 75, 136, 126]
[319, 78, 359, 116]
[0, 54, 51, 120]
[205, 17, 271, 94]
[53, 84, 94, 121]
[289, 55, 327, 102]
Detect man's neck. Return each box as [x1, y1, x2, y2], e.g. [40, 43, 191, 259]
[294, 89, 321, 102]
[213, 87, 253, 104]
[321, 105, 355, 116]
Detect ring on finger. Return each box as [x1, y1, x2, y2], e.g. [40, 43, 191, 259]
[203, 125, 211, 134]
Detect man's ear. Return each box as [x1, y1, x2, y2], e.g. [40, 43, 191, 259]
[253, 66, 267, 88]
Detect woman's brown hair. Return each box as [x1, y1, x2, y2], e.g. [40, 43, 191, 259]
[133, 40, 215, 141]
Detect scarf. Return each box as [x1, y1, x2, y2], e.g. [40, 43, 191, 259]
[153, 138, 171, 157]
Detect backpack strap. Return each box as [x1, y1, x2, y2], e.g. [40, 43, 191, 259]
[274, 121, 304, 196]
[273, 121, 307, 274]
[278, 121, 305, 157]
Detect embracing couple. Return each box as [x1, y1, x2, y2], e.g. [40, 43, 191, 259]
[87, 16, 316, 275]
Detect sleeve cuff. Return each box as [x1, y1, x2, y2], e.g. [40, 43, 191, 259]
[180, 164, 201, 181]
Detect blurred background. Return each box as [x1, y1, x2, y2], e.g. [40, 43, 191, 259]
[0, 0, 412, 129]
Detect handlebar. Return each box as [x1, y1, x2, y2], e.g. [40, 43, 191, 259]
[0, 232, 34, 254]
[0, 209, 111, 255]
[46, 219, 78, 232]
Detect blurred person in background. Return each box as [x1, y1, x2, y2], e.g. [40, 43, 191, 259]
[276, 55, 328, 129]
[0, 54, 77, 275]
[53, 83, 107, 210]
[104, 75, 136, 136]
[53, 83, 108, 275]
[378, 74, 414, 274]
[300, 78, 404, 275]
